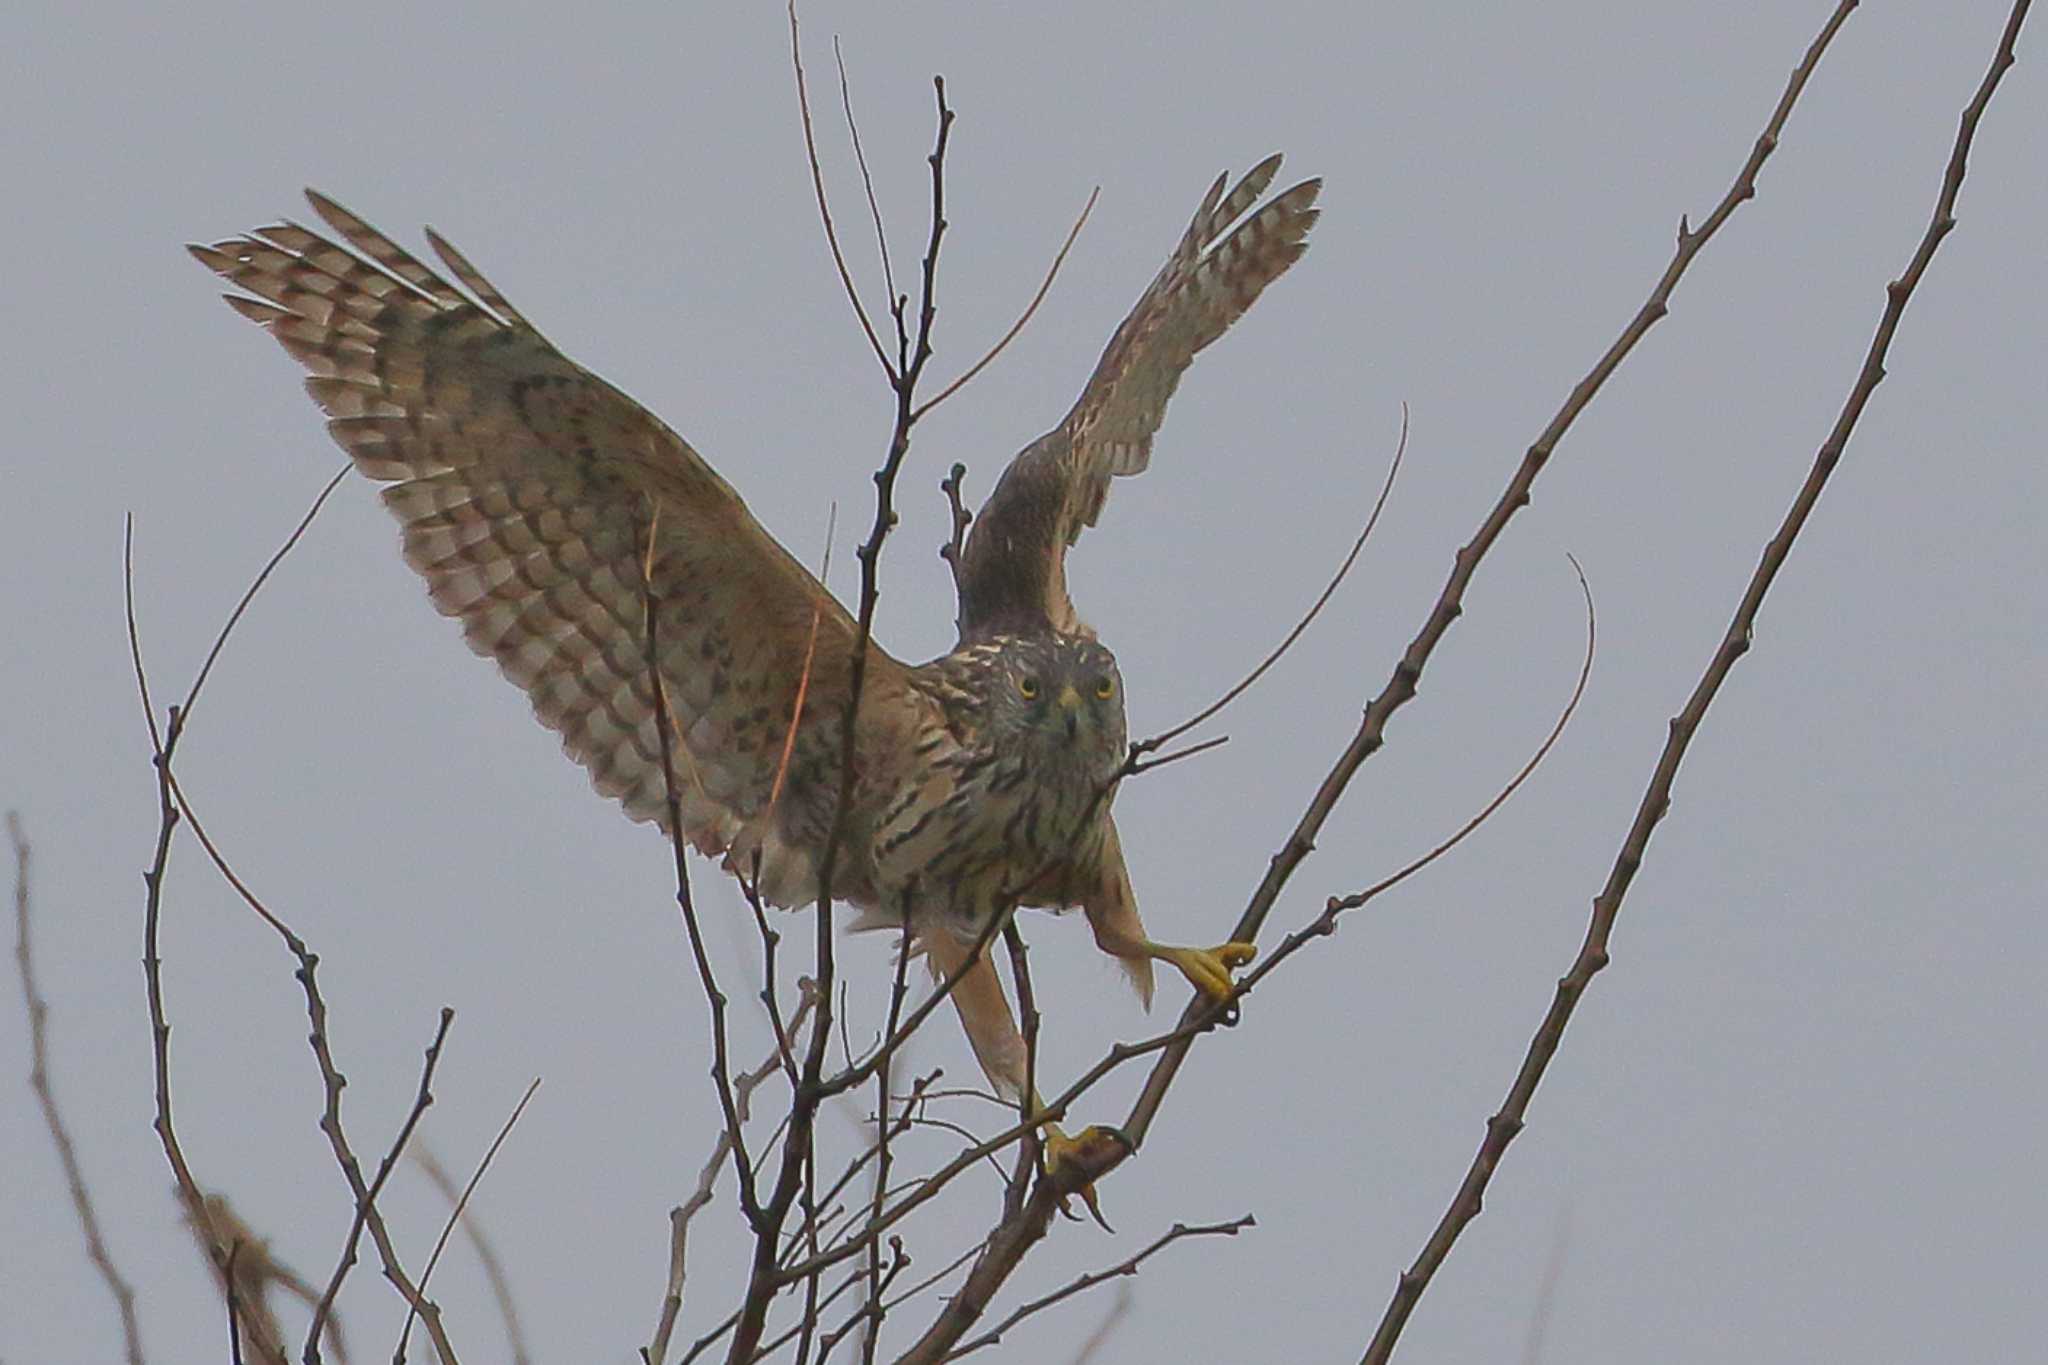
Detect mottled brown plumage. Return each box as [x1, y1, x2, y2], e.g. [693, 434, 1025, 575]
[193, 158, 1317, 1102]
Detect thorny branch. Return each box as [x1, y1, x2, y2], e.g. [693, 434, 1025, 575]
[1361, 3, 2034, 1358]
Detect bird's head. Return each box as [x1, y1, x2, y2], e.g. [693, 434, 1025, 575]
[991, 634, 1128, 772]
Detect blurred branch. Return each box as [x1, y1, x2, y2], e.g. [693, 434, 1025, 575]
[648, 988, 818, 1365]
[1360, 2, 2033, 1357]
[415, 1144, 533, 1365]
[1067, 1284, 1132, 1365]
[403, 1081, 541, 1365]
[11, 812, 147, 1365]
[180, 1189, 342, 1365]
[1120, 0, 1865, 1157]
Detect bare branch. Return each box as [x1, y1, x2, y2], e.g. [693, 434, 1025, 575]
[1120, 0, 1865, 1156]
[1360, 3, 2033, 1357]
[937, 463, 972, 594]
[158, 773, 458, 1365]
[727, 74, 956, 1363]
[127, 524, 252, 1353]
[911, 188, 1098, 420]
[648, 988, 818, 1365]
[641, 507, 760, 1230]
[789, 1, 891, 376]
[414, 1145, 533, 1365]
[401, 1080, 540, 1364]
[1136, 405, 1407, 756]
[940, 1215, 1254, 1360]
[1241, 553, 1595, 993]
[834, 37, 898, 309]
[311, 1007, 455, 1362]
[180, 464, 349, 727]
[12, 811, 147, 1365]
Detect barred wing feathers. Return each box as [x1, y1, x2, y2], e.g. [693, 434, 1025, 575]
[954, 155, 1320, 641]
[192, 193, 927, 906]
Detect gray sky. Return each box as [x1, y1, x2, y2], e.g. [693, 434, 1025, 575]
[5, 2, 2044, 1361]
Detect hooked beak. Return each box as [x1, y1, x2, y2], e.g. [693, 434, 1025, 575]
[1059, 684, 1081, 739]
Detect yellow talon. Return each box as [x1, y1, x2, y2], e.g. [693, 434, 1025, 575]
[1041, 1122, 1130, 1231]
[1154, 941, 1258, 1003]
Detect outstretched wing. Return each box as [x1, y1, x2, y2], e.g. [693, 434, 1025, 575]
[953, 155, 1320, 641]
[192, 193, 925, 905]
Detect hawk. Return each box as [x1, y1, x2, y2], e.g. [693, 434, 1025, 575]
[192, 156, 1319, 1147]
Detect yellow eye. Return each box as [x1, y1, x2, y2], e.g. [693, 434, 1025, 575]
[1095, 677, 1116, 700]
[1017, 676, 1040, 699]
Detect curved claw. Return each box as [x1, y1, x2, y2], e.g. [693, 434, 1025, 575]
[1155, 941, 1258, 1003]
[1042, 1123, 1130, 1232]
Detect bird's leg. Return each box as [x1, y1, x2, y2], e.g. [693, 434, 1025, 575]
[922, 927, 1126, 1225]
[1080, 819, 1257, 1007]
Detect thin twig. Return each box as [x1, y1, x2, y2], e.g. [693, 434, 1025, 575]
[157, 772, 458, 1365]
[816, 1240, 909, 1363]
[400, 1079, 540, 1364]
[413, 1145, 533, 1365]
[1120, 0, 1864, 1157]
[862, 910, 917, 1363]
[641, 508, 760, 1229]
[180, 465, 350, 727]
[12, 813, 147, 1365]
[834, 37, 897, 309]
[941, 1215, 1254, 1360]
[647, 988, 818, 1365]
[1240, 554, 1595, 994]
[1136, 405, 1406, 756]
[127, 521, 252, 1351]
[911, 189, 1098, 420]
[726, 60, 956, 1363]
[1362, 3, 2032, 1357]
[790, 1, 891, 375]
[310, 1008, 455, 1362]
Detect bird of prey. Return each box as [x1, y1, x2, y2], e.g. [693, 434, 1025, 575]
[191, 155, 1319, 1163]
